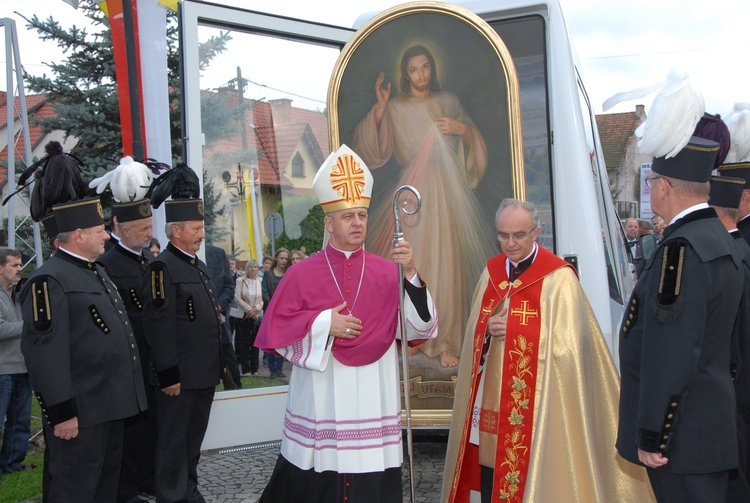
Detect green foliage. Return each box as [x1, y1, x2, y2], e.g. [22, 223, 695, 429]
[0, 448, 44, 502]
[202, 172, 227, 246]
[19, 2, 231, 172]
[200, 93, 243, 145]
[0, 396, 44, 502]
[3, 217, 50, 271]
[263, 196, 325, 256]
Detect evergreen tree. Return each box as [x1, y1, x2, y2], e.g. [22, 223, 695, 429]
[202, 171, 227, 246]
[19, 2, 231, 177]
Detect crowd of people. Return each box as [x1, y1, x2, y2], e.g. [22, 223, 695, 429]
[3, 102, 750, 503]
[0, 146, 314, 502]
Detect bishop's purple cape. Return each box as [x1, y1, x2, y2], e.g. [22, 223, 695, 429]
[256, 244, 434, 366]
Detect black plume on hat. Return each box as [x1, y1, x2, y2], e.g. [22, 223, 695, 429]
[2, 141, 87, 223]
[140, 158, 172, 176]
[693, 113, 730, 168]
[148, 162, 200, 208]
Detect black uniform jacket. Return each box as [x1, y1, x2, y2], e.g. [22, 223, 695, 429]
[20, 249, 148, 427]
[729, 230, 750, 411]
[98, 243, 152, 381]
[141, 243, 222, 390]
[617, 207, 745, 474]
[739, 216, 750, 244]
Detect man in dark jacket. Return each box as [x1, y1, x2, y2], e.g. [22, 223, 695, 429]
[142, 198, 222, 503]
[98, 198, 157, 502]
[618, 138, 746, 503]
[21, 198, 148, 501]
[708, 174, 750, 502]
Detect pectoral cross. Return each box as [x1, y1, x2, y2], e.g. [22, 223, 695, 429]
[510, 300, 539, 326]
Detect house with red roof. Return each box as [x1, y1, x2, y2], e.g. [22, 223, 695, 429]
[596, 104, 650, 219]
[0, 91, 78, 241]
[201, 88, 328, 259]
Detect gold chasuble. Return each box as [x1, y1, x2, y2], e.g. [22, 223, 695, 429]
[441, 247, 654, 502]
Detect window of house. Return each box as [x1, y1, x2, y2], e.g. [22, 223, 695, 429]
[291, 153, 304, 177]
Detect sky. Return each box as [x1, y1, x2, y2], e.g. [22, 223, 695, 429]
[1, 0, 749, 117]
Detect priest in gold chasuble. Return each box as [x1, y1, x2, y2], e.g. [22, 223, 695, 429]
[441, 199, 654, 503]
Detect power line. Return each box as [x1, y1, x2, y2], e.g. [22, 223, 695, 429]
[586, 43, 750, 61]
[246, 79, 325, 105]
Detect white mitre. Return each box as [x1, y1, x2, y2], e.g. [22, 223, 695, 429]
[312, 144, 373, 212]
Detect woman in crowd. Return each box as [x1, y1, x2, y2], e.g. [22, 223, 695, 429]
[148, 237, 161, 257]
[261, 248, 289, 378]
[234, 259, 264, 376]
[289, 249, 305, 266]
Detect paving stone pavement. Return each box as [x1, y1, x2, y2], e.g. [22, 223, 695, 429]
[153, 437, 448, 503]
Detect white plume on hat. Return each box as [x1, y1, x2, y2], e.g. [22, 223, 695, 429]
[603, 68, 705, 159]
[724, 103, 750, 162]
[635, 69, 705, 159]
[89, 156, 154, 202]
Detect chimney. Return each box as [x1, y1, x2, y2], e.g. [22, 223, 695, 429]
[269, 98, 292, 126]
[635, 104, 645, 119]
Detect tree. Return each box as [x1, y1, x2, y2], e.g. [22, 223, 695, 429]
[263, 198, 325, 256]
[202, 171, 228, 247]
[19, 2, 231, 177]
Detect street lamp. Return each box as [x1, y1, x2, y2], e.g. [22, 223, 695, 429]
[222, 163, 245, 201]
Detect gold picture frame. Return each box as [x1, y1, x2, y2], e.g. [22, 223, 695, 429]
[327, 1, 525, 427]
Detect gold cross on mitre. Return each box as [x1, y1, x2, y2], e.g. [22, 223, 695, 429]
[510, 300, 539, 326]
[313, 145, 372, 213]
[330, 154, 366, 204]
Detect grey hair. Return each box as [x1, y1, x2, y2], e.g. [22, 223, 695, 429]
[56, 230, 74, 244]
[666, 177, 710, 199]
[714, 206, 739, 221]
[165, 222, 184, 239]
[245, 258, 259, 275]
[495, 199, 540, 229]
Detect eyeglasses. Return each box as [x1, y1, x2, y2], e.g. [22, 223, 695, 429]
[645, 176, 673, 188]
[496, 227, 538, 242]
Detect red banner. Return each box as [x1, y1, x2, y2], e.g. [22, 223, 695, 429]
[107, 0, 147, 157]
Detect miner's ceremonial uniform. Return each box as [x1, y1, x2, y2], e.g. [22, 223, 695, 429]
[618, 138, 746, 503]
[728, 228, 750, 502]
[98, 242, 152, 387]
[142, 195, 222, 503]
[738, 216, 750, 243]
[719, 163, 750, 245]
[20, 198, 148, 502]
[98, 199, 157, 501]
[709, 174, 750, 502]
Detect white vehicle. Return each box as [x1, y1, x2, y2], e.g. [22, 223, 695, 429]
[177, 0, 636, 448]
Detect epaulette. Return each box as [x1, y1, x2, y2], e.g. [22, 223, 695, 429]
[26, 276, 56, 344]
[650, 239, 687, 323]
[148, 263, 168, 319]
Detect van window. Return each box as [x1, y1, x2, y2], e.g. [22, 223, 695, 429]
[576, 75, 624, 303]
[488, 16, 554, 251]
